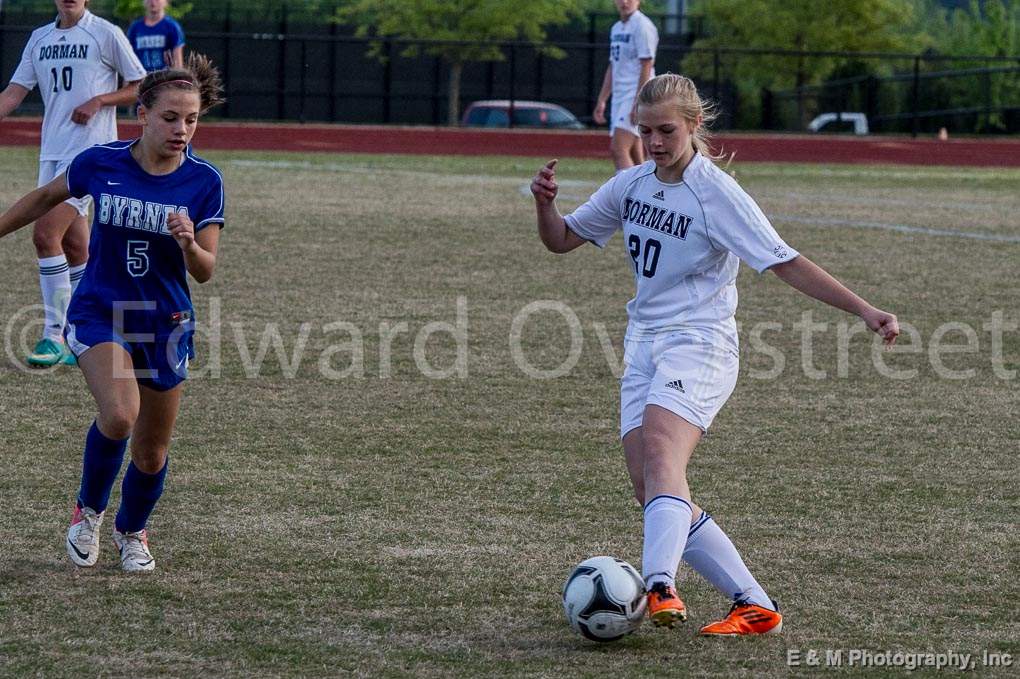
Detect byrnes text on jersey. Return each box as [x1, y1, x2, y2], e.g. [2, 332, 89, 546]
[97, 193, 188, 236]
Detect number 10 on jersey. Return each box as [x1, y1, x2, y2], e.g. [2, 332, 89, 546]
[50, 66, 73, 92]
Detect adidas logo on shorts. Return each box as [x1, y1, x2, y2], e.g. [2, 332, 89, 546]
[665, 379, 685, 393]
[652, 190, 665, 201]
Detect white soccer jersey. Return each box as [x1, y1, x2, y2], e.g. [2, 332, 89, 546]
[609, 11, 658, 103]
[564, 154, 800, 343]
[10, 11, 146, 162]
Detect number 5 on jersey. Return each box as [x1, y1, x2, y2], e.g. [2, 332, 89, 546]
[127, 240, 150, 277]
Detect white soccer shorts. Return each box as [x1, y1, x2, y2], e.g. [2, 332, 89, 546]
[610, 95, 640, 137]
[39, 160, 91, 216]
[620, 331, 739, 437]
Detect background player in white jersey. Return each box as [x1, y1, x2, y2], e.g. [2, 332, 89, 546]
[0, 0, 145, 367]
[532, 74, 899, 636]
[593, 0, 658, 172]
[0, 54, 226, 573]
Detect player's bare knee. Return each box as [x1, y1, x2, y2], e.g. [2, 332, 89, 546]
[61, 235, 88, 264]
[131, 447, 168, 474]
[642, 434, 686, 474]
[640, 426, 671, 452]
[61, 242, 87, 265]
[99, 407, 138, 440]
[31, 228, 62, 255]
[643, 450, 680, 479]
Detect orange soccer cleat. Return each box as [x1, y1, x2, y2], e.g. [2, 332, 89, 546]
[699, 600, 783, 636]
[647, 582, 688, 627]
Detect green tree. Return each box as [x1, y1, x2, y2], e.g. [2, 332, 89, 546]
[917, 0, 1019, 131]
[687, 0, 922, 127]
[337, 0, 591, 125]
[113, 0, 193, 23]
[925, 0, 1020, 57]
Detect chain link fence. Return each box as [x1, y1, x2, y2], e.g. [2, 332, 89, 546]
[1, 4, 1017, 133]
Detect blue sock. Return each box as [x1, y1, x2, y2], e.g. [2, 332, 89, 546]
[77, 421, 128, 513]
[115, 460, 168, 533]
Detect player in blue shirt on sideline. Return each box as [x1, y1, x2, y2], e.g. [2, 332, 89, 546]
[0, 54, 224, 573]
[128, 0, 185, 71]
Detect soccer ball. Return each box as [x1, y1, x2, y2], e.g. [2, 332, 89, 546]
[562, 556, 647, 642]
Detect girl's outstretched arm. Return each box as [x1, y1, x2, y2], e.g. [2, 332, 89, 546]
[0, 175, 72, 240]
[771, 255, 899, 345]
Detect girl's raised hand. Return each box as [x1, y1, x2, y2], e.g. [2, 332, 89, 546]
[531, 159, 559, 205]
[167, 211, 196, 252]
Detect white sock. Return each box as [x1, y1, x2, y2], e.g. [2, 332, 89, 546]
[69, 262, 87, 296]
[682, 512, 774, 610]
[38, 255, 70, 342]
[642, 495, 693, 588]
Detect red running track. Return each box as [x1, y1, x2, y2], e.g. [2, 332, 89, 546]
[1, 119, 1018, 166]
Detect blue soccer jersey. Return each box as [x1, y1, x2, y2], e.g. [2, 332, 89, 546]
[127, 16, 185, 71]
[65, 140, 224, 332]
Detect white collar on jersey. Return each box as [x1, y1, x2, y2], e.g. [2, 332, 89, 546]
[53, 9, 92, 30]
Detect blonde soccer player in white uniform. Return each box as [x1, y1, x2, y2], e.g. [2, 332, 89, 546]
[0, 0, 145, 367]
[593, 0, 658, 171]
[533, 74, 899, 635]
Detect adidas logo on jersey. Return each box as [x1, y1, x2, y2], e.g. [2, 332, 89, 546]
[665, 379, 685, 393]
[652, 190, 665, 201]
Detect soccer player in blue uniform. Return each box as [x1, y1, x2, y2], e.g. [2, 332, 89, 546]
[128, 0, 186, 71]
[0, 54, 225, 573]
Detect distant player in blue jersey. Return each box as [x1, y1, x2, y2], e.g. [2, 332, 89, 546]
[128, 0, 185, 71]
[0, 54, 225, 573]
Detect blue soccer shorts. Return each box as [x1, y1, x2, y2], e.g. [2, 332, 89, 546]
[65, 312, 195, 392]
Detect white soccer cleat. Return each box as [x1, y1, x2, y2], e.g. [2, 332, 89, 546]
[112, 529, 156, 573]
[67, 505, 104, 567]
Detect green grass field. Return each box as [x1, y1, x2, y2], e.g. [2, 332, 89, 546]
[0, 146, 1018, 677]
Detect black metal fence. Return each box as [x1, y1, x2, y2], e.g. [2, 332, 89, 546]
[167, 32, 746, 127]
[1, 12, 1018, 134]
[0, 23, 709, 125]
[765, 62, 1020, 135]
